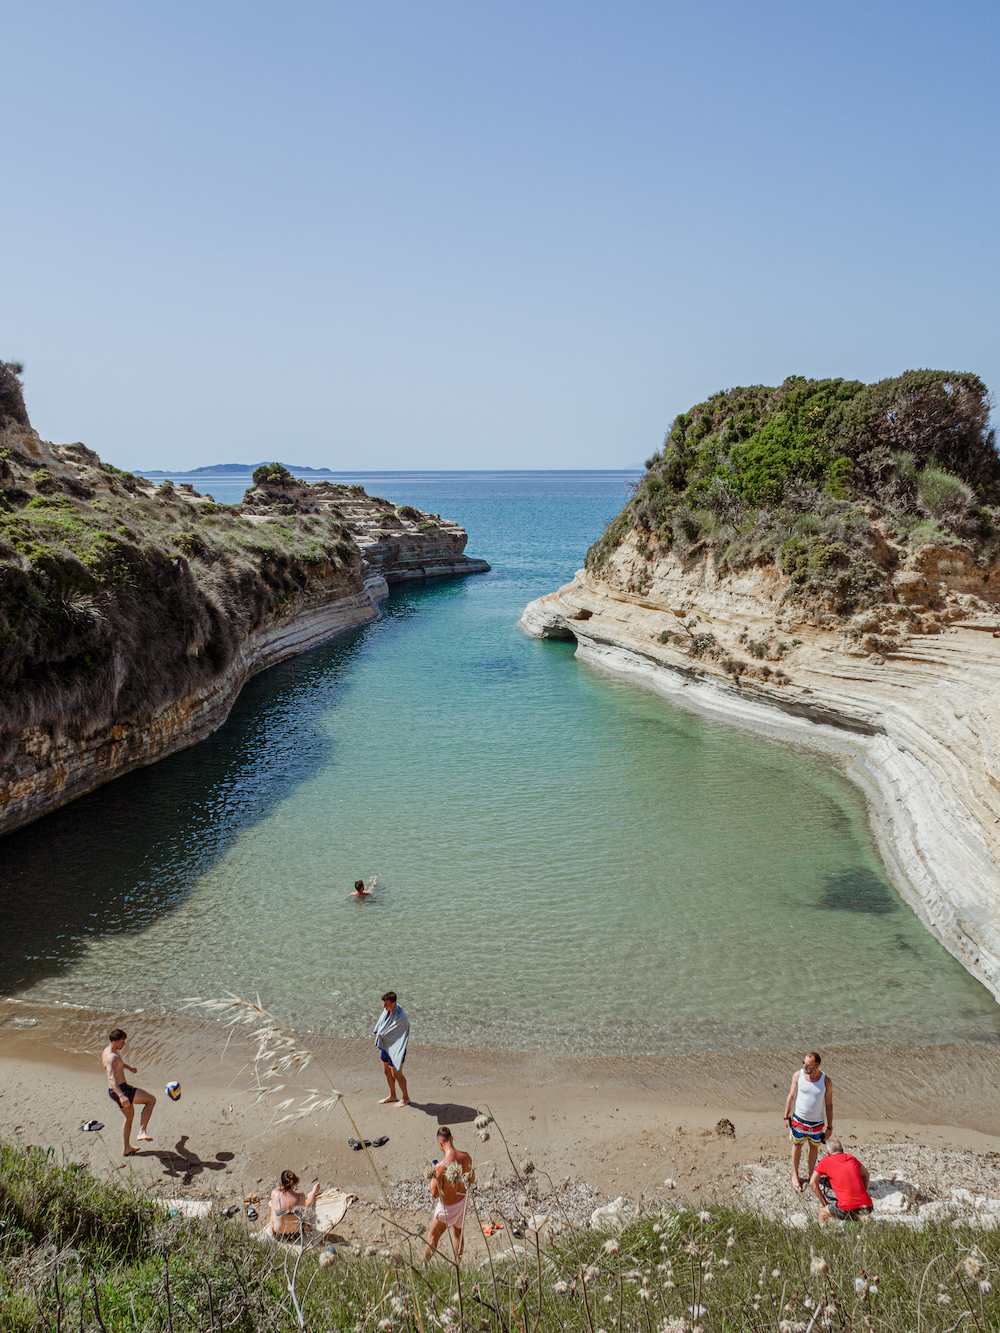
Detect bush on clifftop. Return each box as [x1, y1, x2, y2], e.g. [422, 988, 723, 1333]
[252, 462, 296, 487]
[0, 361, 30, 431]
[587, 370, 1000, 613]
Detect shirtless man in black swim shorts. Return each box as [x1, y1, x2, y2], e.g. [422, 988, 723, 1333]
[102, 1028, 156, 1157]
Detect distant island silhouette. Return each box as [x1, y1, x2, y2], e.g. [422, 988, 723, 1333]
[138, 462, 338, 477]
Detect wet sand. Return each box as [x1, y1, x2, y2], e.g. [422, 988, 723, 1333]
[4, 995, 1000, 1250]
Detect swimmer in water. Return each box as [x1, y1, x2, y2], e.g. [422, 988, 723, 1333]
[349, 877, 376, 899]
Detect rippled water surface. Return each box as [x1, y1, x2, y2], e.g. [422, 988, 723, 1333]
[3, 472, 998, 1054]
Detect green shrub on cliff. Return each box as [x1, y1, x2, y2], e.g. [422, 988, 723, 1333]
[0, 371, 366, 766]
[587, 370, 1000, 613]
[0, 360, 29, 430]
[252, 461, 295, 487]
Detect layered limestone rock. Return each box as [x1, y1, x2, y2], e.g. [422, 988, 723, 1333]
[239, 476, 490, 582]
[520, 532, 1000, 1001]
[0, 405, 488, 836]
[2, 580, 384, 837]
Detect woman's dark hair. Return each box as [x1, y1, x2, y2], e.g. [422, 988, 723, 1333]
[382, 991, 397, 1003]
[355, 881, 365, 890]
[280, 1170, 299, 1191]
[109, 1028, 127, 1042]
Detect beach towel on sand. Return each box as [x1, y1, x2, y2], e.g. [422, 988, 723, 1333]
[373, 1004, 409, 1069]
[315, 1188, 358, 1232]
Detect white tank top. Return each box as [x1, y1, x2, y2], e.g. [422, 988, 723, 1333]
[794, 1071, 826, 1122]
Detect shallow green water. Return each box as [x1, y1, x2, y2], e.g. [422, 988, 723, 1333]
[4, 472, 998, 1055]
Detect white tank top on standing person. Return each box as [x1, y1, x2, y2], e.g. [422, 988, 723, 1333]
[794, 1070, 826, 1122]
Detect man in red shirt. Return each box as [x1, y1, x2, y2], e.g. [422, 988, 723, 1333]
[809, 1140, 873, 1223]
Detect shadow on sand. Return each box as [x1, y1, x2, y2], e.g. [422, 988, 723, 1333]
[405, 1102, 479, 1125]
[147, 1138, 236, 1183]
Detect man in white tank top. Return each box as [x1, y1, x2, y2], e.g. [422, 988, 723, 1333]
[782, 1051, 833, 1191]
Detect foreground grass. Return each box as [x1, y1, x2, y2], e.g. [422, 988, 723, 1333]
[3, 1141, 1000, 1331]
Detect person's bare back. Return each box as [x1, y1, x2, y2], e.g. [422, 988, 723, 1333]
[424, 1126, 475, 1263]
[268, 1170, 321, 1237]
[433, 1149, 473, 1206]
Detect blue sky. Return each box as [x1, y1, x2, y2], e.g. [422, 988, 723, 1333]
[3, 1, 997, 470]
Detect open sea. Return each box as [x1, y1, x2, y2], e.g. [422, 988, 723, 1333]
[2, 471, 998, 1055]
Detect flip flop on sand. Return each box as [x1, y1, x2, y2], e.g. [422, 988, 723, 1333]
[371, 1136, 389, 1147]
[348, 1138, 364, 1151]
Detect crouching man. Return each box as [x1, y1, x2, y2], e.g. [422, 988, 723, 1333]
[810, 1139, 873, 1223]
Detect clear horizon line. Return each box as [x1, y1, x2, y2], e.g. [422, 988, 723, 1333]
[131, 466, 645, 475]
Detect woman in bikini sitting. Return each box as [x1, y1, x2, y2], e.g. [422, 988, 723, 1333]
[268, 1170, 321, 1241]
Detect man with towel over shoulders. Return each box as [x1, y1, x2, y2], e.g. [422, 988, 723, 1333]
[374, 991, 410, 1107]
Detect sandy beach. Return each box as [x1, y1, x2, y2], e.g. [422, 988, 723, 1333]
[5, 995, 1000, 1254]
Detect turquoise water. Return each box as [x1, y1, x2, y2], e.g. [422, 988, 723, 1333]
[2, 472, 998, 1055]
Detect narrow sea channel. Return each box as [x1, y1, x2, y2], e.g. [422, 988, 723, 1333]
[2, 472, 998, 1055]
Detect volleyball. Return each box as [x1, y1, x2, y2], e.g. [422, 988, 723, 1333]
[166, 1081, 181, 1101]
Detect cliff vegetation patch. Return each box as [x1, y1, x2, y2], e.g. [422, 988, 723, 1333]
[587, 370, 1000, 615]
[0, 365, 370, 768]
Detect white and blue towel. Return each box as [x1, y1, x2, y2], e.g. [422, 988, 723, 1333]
[373, 1004, 409, 1068]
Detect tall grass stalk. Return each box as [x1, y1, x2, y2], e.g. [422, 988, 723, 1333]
[185, 993, 427, 1332]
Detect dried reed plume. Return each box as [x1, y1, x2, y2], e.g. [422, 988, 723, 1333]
[184, 992, 426, 1332]
[184, 992, 342, 1122]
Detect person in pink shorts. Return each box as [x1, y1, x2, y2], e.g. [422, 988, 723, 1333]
[423, 1126, 475, 1262]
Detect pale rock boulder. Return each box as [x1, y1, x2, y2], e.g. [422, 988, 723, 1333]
[590, 1197, 631, 1230]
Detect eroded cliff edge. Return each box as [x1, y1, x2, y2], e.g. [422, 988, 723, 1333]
[0, 369, 488, 835]
[521, 372, 1000, 1001]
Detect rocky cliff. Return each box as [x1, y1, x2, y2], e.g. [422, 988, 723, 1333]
[238, 471, 490, 584]
[0, 371, 488, 835]
[521, 372, 1000, 1002]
